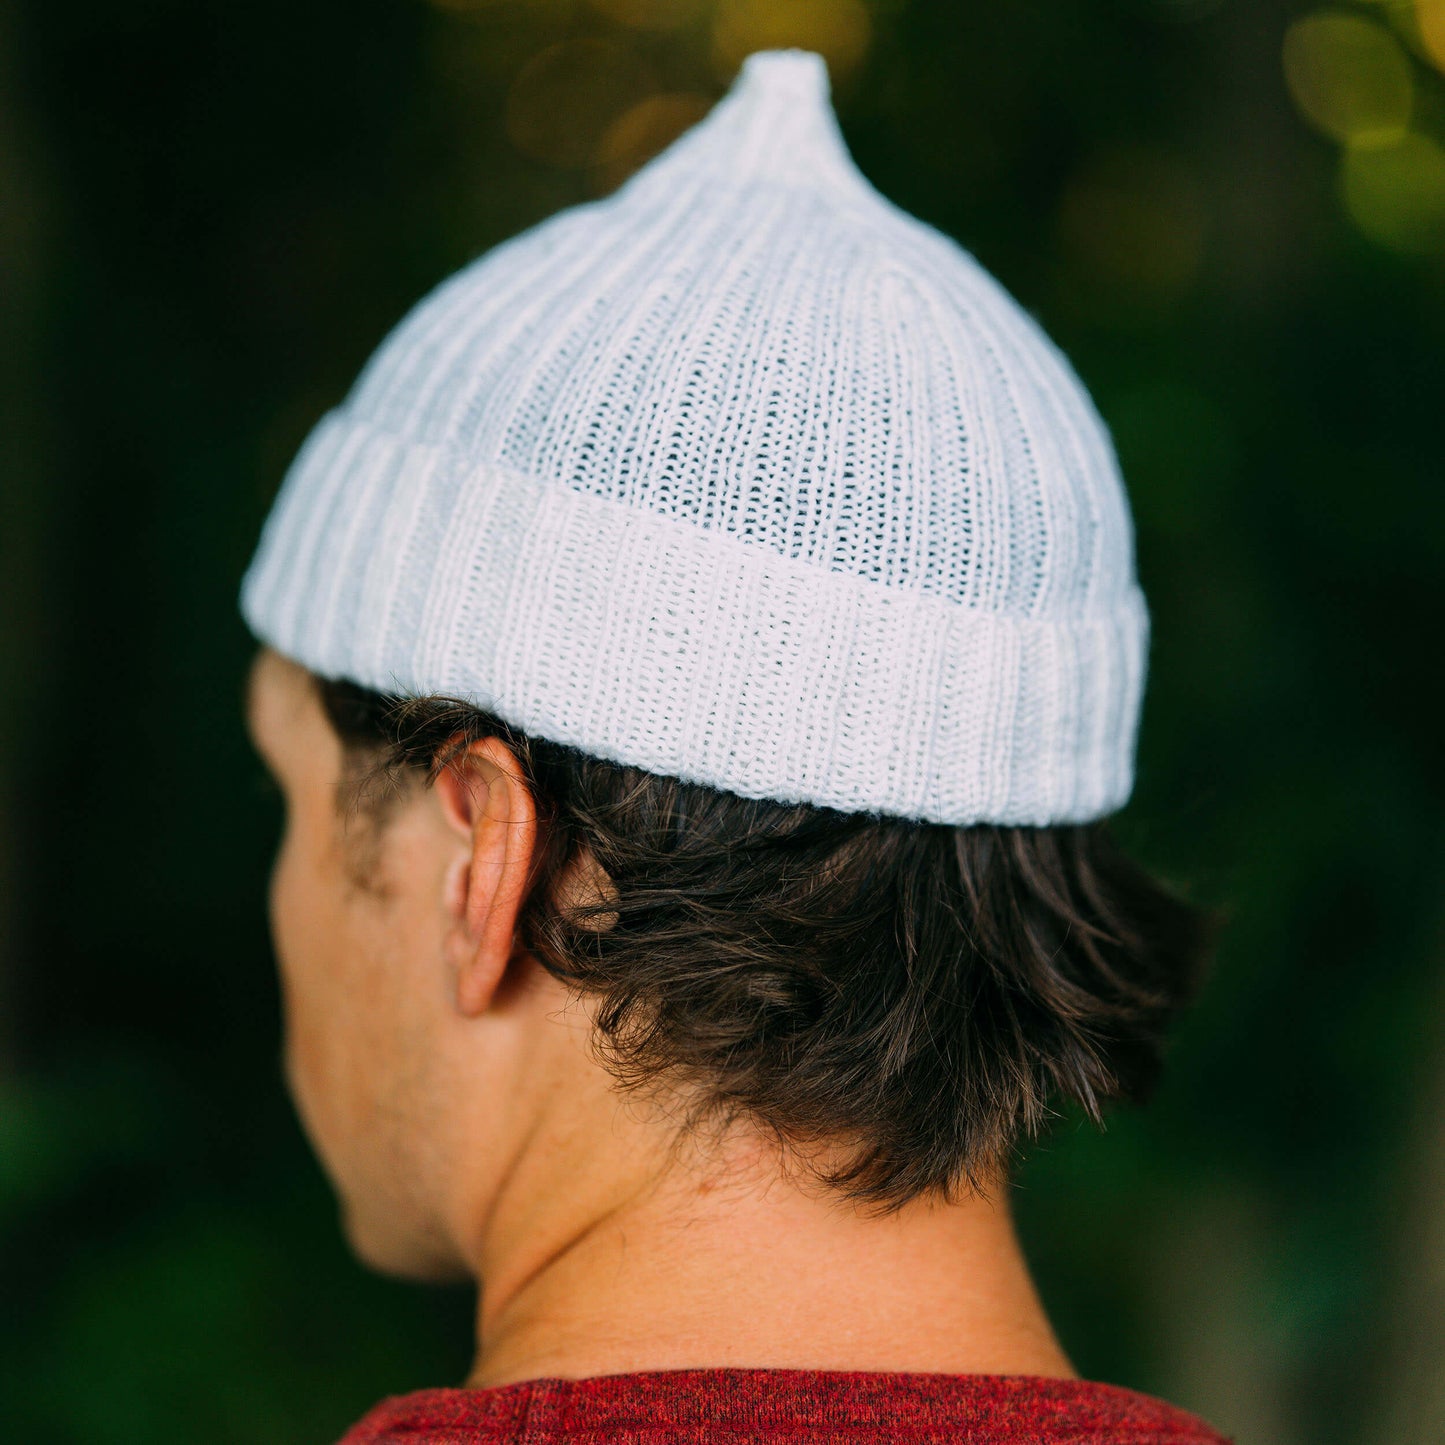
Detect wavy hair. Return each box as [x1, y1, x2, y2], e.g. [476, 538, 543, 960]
[316, 672, 1217, 1214]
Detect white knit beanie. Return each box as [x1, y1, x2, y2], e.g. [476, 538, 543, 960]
[240, 49, 1149, 827]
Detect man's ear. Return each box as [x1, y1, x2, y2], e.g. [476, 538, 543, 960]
[432, 735, 538, 1017]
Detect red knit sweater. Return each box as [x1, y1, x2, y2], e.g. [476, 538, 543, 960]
[337, 1368, 1233, 1443]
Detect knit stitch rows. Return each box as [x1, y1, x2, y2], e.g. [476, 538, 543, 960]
[241, 50, 1149, 825]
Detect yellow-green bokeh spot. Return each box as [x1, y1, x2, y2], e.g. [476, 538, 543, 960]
[1284, 12, 1414, 147]
[1341, 131, 1445, 249]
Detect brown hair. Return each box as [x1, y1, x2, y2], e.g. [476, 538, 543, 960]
[317, 672, 1216, 1214]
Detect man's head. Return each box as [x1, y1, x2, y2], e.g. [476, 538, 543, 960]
[244, 644, 1210, 1283]
[237, 51, 1212, 1289]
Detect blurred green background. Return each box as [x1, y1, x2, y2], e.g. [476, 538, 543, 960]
[2, 1, 1443, 1441]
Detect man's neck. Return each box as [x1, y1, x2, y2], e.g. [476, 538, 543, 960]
[460, 1123, 1075, 1390]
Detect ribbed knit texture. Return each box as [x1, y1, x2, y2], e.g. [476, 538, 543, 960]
[240, 49, 1150, 825]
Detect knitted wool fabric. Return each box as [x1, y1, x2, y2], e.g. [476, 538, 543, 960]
[240, 49, 1149, 826]
[335, 1370, 1234, 1444]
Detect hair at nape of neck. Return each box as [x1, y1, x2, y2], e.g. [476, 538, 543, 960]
[315, 670, 1218, 1216]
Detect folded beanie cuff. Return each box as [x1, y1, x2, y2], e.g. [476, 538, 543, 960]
[241, 410, 1148, 827]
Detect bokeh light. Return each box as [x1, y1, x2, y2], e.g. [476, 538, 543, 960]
[1281, 9, 1445, 254]
[593, 92, 713, 191]
[1283, 13, 1414, 148]
[1341, 130, 1445, 249]
[505, 39, 655, 168]
[1057, 147, 1207, 309]
[712, 0, 872, 83]
[1416, 0, 1445, 72]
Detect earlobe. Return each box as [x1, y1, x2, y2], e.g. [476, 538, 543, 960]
[434, 737, 538, 1018]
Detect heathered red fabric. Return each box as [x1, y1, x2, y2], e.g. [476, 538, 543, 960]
[336, 1368, 1233, 1444]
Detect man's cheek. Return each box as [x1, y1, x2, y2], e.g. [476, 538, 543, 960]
[267, 828, 329, 1093]
[267, 803, 337, 990]
[268, 846, 303, 1004]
